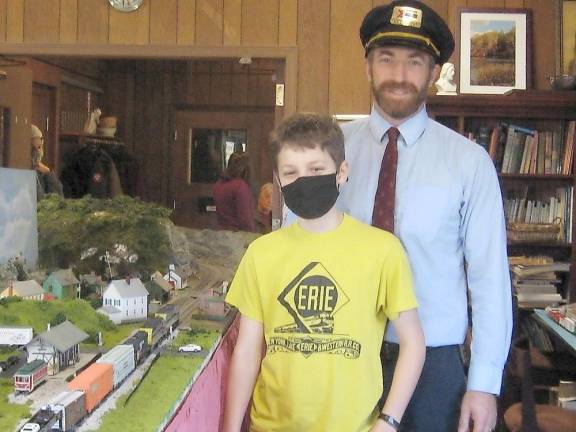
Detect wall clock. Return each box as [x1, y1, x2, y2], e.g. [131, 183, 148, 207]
[108, 0, 143, 12]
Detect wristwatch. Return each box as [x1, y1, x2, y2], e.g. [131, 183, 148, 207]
[378, 413, 401, 430]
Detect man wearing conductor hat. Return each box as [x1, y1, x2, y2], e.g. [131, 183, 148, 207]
[337, 1, 512, 431]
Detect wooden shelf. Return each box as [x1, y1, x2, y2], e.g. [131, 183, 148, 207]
[499, 174, 574, 181]
[428, 90, 576, 303]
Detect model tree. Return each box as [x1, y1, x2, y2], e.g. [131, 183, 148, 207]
[38, 195, 172, 279]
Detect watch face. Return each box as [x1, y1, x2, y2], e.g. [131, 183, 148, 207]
[109, 0, 143, 12]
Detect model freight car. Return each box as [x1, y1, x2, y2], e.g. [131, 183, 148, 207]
[97, 344, 135, 388]
[68, 362, 113, 412]
[154, 304, 179, 330]
[49, 391, 86, 432]
[120, 330, 150, 365]
[14, 359, 48, 393]
[19, 406, 59, 432]
[138, 318, 170, 349]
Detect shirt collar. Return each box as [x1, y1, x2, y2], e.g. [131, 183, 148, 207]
[368, 103, 429, 148]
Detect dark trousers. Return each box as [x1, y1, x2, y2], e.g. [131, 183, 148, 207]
[381, 342, 466, 432]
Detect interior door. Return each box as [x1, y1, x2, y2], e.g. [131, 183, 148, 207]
[32, 83, 57, 171]
[171, 110, 275, 229]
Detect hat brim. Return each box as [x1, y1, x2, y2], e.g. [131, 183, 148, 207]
[365, 34, 442, 63]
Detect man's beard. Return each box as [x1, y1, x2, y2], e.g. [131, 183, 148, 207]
[372, 80, 429, 120]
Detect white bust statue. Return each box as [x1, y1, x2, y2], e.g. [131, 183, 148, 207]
[435, 62, 457, 95]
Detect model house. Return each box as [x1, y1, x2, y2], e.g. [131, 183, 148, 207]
[27, 320, 89, 375]
[43, 269, 80, 299]
[98, 278, 148, 324]
[0, 280, 44, 300]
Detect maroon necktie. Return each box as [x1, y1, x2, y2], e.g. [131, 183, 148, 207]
[372, 127, 399, 233]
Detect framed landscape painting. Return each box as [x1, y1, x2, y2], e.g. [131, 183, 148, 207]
[459, 9, 532, 94]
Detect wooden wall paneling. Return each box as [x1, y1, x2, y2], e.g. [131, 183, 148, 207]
[136, 61, 166, 203]
[242, 0, 279, 46]
[177, 0, 196, 45]
[150, 0, 178, 45]
[223, 0, 241, 45]
[421, 0, 449, 20]
[256, 60, 276, 107]
[466, 0, 505, 7]
[0, 0, 8, 42]
[195, 0, 224, 46]
[258, 111, 275, 182]
[230, 61, 249, 105]
[0, 65, 32, 168]
[448, 0, 467, 69]
[6, 0, 24, 43]
[505, 0, 525, 7]
[329, 0, 372, 115]
[161, 62, 174, 205]
[109, 1, 151, 45]
[77, 0, 109, 44]
[278, 0, 297, 46]
[526, 0, 556, 89]
[24, 0, 60, 43]
[246, 62, 260, 106]
[193, 61, 212, 105]
[297, 0, 330, 113]
[172, 62, 189, 104]
[210, 61, 233, 106]
[59, 0, 78, 43]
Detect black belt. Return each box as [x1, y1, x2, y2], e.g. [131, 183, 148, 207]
[381, 341, 460, 359]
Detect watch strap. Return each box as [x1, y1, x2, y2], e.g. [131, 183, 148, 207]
[378, 413, 401, 430]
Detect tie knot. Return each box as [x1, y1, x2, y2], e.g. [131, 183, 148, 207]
[387, 127, 400, 142]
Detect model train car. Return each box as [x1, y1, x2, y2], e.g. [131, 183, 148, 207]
[120, 330, 150, 365]
[21, 303, 180, 431]
[14, 360, 48, 393]
[154, 304, 179, 330]
[138, 318, 170, 349]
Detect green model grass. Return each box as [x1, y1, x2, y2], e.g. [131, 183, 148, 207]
[0, 378, 30, 432]
[0, 298, 140, 349]
[99, 328, 220, 432]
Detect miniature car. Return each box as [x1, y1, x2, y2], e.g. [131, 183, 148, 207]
[178, 343, 201, 353]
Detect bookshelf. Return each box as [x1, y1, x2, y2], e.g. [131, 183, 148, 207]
[427, 90, 576, 305]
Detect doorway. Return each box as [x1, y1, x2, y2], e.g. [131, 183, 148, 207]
[172, 109, 275, 229]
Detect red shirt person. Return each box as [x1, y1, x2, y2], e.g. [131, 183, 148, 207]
[213, 152, 256, 232]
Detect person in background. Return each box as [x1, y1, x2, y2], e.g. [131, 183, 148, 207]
[31, 124, 63, 199]
[223, 113, 425, 432]
[337, 1, 513, 431]
[254, 182, 273, 233]
[213, 151, 256, 232]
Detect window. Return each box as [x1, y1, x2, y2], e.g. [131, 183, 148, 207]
[189, 128, 247, 183]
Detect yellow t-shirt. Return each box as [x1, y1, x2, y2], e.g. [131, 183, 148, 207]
[226, 215, 417, 432]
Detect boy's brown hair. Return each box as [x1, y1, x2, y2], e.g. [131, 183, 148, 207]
[270, 113, 345, 170]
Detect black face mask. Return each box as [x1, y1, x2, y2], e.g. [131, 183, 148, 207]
[281, 173, 339, 219]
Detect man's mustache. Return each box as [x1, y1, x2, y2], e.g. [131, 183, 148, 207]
[377, 81, 418, 93]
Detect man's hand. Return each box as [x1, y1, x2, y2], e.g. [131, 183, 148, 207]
[458, 390, 497, 432]
[369, 419, 398, 432]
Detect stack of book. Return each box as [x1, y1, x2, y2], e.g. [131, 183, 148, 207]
[509, 256, 570, 308]
[504, 186, 573, 242]
[488, 122, 575, 175]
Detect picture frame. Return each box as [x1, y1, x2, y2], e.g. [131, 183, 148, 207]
[562, 0, 576, 75]
[458, 9, 532, 94]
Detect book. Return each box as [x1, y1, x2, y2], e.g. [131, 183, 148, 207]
[510, 262, 571, 277]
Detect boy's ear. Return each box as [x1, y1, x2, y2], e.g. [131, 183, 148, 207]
[336, 161, 349, 185]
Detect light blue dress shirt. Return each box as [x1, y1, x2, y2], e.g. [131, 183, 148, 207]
[338, 106, 512, 395]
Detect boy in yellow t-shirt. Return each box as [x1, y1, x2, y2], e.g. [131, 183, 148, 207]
[223, 113, 425, 432]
